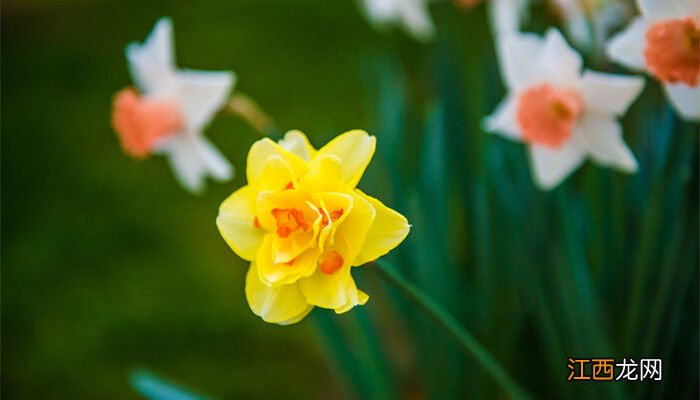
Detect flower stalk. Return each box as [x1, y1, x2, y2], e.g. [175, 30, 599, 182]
[372, 259, 531, 400]
[226, 91, 278, 136]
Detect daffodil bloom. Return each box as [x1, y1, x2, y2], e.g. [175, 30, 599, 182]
[111, 17, 235, 193]
[359, 0, 436, 42]
[216, 130, 410, 324]
[606, 0, 700, 121]
[485, 29, 645, 189]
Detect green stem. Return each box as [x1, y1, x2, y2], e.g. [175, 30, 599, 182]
[372, 259, 532, 400]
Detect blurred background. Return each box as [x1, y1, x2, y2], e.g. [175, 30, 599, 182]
[2, 0, 698, 399]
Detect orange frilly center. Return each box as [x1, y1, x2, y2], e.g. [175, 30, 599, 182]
[254, 196, 348, 276]
[111, 88, 182, 158]
[516, 84, 583, 149]
[644, 16, 700, 87]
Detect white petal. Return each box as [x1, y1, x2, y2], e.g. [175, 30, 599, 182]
[398, 0, 435, 41]
[605, 17, 649, 71]
[126, 17, 177, 94]
[528, 141, 586, 190]
[664, 83, 700, 121]
[361, 0, 398, 22]
[554, 0, 593, 49]
[483, 94, 521, 141]
[575, 114, 638, 172]
[496, 32, 544, 90]
[158, 135, 207, 193]
[489, 0, 526, 34]
[638, 0, 696, 19]
[196, 137, 234, 181]
[540, 28, 583, 85]
[580, 71, 645, 116]
[174, 70, 236, 132]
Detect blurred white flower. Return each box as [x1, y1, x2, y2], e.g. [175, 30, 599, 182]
[112, 17, 236, 193]
[485, 29, 644, 189]
[359, 0, 436, 41]
[606, 0, 700, 121]
[489, 0, 529, 34]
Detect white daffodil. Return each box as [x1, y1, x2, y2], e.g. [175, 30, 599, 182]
[606, 0, 700, 121]
[358, 0, 436, 42]
[111, 17, 235, 193]
[485, 28, 645, 190]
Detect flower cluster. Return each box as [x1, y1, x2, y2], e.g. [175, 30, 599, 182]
[216, 130, 410, 324]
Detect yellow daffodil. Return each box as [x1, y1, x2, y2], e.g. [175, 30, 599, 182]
[216, 130, 410, 325]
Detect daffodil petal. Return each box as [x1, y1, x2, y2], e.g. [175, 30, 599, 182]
[496, 31, 544, 90]
[299, 237, 355, 310]
[258, 155, 296, 192]
[247, 138, 309, 186]
[528, 141, 586, 190]
[256, 235, 319, 287]
[299, 155, 344, 193]
[335, 192, 376, 264]
[216, 185, 264, 261]
[246, 264, 313, 325]
[540, 28, 582, 85]
[606, 17, 648, 71]
[313, 130, 376, 188]
[126, 17, 176, 94]
[334, 283, 369, 314]
[580, 71, 645, 116]
[158, 134, 207, 193]
[299, 267, 352, 310]
[483, 94, 521, 140]
[664, 83, 700, 122]
[575, 115, 638, 173]
[196, 136, 234, 182]
[278, 130, 317, 161]
[174, 69, 235, 132]
[352, 190, 410, 266]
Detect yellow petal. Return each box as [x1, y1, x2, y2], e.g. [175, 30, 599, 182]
[335, 283, 369, 314]
[257, 155, 296, 192]
[298, 236, 357, 310]
[312, 130, 376, 188]
[335, 191, 376, 264]
[352, 190, 410, 266]
[247, 138, 309, 186]
[278, 130, 316, 161]
[246, 263, 313, 325]
[299, 155, 345, 193]
[313, 192, 354, 251]
[216, 185, 265, 261]
[256, 235, 319, 287]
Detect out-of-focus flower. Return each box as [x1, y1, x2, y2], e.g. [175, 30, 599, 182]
[112, 18, 235, 193]
[216, 130, 410, 324]
[485, 29, 644, 189]
[606, 0, 700, 121]
[489, 0, 529, 34]
[358, 0, 436, 42]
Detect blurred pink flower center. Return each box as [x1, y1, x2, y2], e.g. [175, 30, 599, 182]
[644, 16, 700, 87]
[517, 84, 582, 149]
[111, 88, 182, 158]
